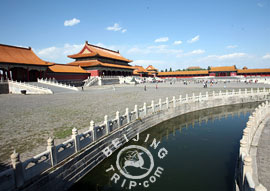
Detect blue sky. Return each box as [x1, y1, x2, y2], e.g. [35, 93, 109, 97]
[0, 0, 269, 70]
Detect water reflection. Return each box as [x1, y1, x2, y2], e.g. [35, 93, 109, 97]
[70, 102, 261, 191]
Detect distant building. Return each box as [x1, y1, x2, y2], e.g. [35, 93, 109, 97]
[157, 65, 270, 78]
[67, 41, 134, 76]
[158, 70, 209, 78]
[146, 65, 158, 77]
[133, 65, 148, 77]
[209, 66, 237, 77]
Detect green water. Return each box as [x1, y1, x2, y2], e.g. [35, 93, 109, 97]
[70, 102, 260, 191]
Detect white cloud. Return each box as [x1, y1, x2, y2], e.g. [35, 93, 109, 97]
[177, 49, 205, 57]
[190, 49, 205, 55]
[187, 35, 200, 43]
[64, 18, 80, 27]
[37, 43, 84, 62]
[226, 45, 238, 49]
[38, 47, 57, 58]
[155, 37, 169, 43]
[106, 23, 127, 33]
[200, 53, 247, 62]
[174, 40, 182, 45]
[257, 3, 263, 7]
[106, 23, 122, 31]
[262, 53, 270, 59]
[127, 44, 182, 55]
[133, 60, 168, 69]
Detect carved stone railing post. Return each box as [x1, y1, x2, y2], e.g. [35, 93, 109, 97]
[199, 92, 202, 102]
[232, 89, 235, 95]
[47, 137, 57, 166]
[104, 115, 110, 134]
[90, 120, 96, 142]
[11, 150, 24, 188]
[72, 128, 80, 152]
[151, 100, 155, 112]
[143, 103, 147, 116]
[240, 139, 248, 157]
[192, 93, 195, 101]
[126, 108, 131, 123]
[166, 97, 169, 109]
[251, 88, 254, 94]
[159, 98, 162, 110]
[226, 90, 228, 96]
[219, 90, 222, 97]
[116, 111, 121, 128]
[243, 128, 250, 146]
[134, 105, 139, 119]
[245, 88, 247, 95]
[243, 156, 252, 185]
[239, 89, 241, 95]
[172, 96, 176, 107]
[212, 91, 215, 97]
[179, 95, 182, 103]
[257, 88, 260, 93]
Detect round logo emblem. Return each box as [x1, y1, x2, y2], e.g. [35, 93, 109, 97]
[116, 145, 154, 180]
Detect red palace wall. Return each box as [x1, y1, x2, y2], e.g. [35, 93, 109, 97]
[230, 72, 237, 76]
[46, 73, 89, 81]
[88, 70, 99, 76]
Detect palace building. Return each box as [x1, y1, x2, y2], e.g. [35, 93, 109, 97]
[209, 66, 237, 77]
[133, 65, 149, 77]
[0, 44, 89, 82]
[157, 65, 270, 78]
[1, 42, 270, 83]
[67, 41, 134, 76]
[146, 65, 158, 77]
[157, 70, 209, 78]
[0, 44, 52, 81]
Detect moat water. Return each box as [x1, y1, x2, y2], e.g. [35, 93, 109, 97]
[70, 102, 260, 191]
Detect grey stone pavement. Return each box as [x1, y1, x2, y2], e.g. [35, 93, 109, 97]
[257, 118, 270, 190]
[0, 81, 270, 166]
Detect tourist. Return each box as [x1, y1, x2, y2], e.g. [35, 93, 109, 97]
[144, 85, 146, 91]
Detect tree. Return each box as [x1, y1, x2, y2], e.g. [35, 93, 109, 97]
[169, 67, 172, 72]
[165, 69, 168, 72]
[161, 69, 164, 72]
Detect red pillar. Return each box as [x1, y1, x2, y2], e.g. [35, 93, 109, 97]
[27, 68, 30, 82]
[39, 71, 42, 79]
[7, 68, 11, 80]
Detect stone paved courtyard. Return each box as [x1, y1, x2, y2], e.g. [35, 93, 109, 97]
[1, 81, 270, 166]
[257, 118, 270, 190]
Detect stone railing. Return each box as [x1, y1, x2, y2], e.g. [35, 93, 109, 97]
[98, 76, 120, 86]
[38, 78, 79, 91]
[0, 88, 269, 191]
[237, 101, 270, 191]
[83, 77, 98, 87]
[8, 80, 53, 94]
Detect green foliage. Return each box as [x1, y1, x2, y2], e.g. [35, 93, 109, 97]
[54, 126, 73, 139]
